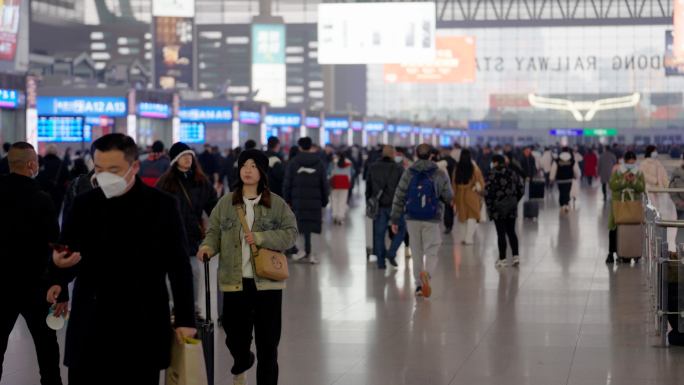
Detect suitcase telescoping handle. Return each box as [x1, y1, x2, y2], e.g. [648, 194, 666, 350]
[204, 260, 211, 321]
[621, 188, 635, 202]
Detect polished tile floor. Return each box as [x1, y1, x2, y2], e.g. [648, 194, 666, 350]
[4, 182, 684, 385]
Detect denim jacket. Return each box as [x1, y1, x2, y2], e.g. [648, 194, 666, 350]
[199, 192, 298, 292]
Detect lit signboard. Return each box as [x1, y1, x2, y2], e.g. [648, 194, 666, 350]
[413, 126, 421, 134]
[179, 122, 205, 143]
[468, 122, 490, 130]
[179, 107, 233, 122]
[252, 24, 286, 107]
[265, 114, 301, 127]
[396, 124, 412, 134]
[421, 127, 434, 135]
[351, 121, 363, 131]
[324, 118, 349, 130]
[0, 89, 18, 108]
[550, 129, 583, 136]
[386, 124, 396, 133]
[365, 121, 384, 132]
[305, 117, 321, 128]
[138, 102, 170, 118]
[37, 97, 127, 117]
[239, 111, 261, 124]
[584, 128, 618, 136]
[38, 116, 90, 142]
[441, 129, 461, 136]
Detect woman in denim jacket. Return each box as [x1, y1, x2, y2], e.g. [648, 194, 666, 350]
[198, 149, 298, 385]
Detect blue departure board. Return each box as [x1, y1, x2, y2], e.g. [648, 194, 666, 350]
[38, 116, 90, 142]
[180, 122, 206, 143]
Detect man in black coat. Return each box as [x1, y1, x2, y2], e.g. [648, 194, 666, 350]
[265, 137, 285, 196]
[0, 142, 64, 385]
[62, 169, 95, 218]
[367, 145, 406, 268]
[283, 137, 329, 264]
[198, 143, 218, 185]
[46, 134, 196, 384]
[520, 146, 538, 181]
[0, 142, 10, 175]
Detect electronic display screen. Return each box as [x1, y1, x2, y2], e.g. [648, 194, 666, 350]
[38, 116, 90, 142]
[179, 122, 205, 143]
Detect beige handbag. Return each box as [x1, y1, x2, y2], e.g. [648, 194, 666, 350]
[236, 204, 289, 281]
[612, 189, 644, 225]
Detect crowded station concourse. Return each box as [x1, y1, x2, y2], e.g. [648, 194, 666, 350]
[4, 0, 684, 383]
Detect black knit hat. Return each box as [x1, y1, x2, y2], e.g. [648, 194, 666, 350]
[238, 149, 269, 172]
[169, 142, 193, 166]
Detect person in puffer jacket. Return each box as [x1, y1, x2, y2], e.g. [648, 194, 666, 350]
[550, 147, 581, 213]
[640, 145, 670, 211]
[669, 154, 684, 246]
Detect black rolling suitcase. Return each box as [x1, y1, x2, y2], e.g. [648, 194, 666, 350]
[196, 262, 215, 385]
[523, 201, 539, 219]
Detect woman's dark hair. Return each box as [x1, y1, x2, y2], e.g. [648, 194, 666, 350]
[454, 149, 474, 185]
[71, 158, 89, 176]
[337, 153, 347, 168]
[492, 154, 505, 165]
[624, 151, 637, 162]
[231, 162, 271, 207]
[645, 145, 657, 158]
[157, 154, 209, 193]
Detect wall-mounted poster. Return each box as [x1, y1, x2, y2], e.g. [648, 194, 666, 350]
[155, 16, 194, 90]
[384, 37, 476, 83]
[0, 0, 20, 61]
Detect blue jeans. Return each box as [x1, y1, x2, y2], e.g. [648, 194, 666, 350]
[375, 207, 406, 267]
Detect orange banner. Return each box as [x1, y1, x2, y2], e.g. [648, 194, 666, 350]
[384, 36, 476, 83]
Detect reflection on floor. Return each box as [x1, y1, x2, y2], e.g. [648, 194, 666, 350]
[4, 183, 684, 385]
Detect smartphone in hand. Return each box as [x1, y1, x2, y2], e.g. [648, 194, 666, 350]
[49, 243, 72, 256]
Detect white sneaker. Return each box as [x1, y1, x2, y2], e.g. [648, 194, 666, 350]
[495, 259, 508, 268]
[309, 255, 320, 264]
[292, 251, 307, 261]
[233, 372, 247, 385]
[512, 256, 520, 266]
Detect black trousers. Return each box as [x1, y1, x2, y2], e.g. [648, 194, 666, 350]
[224, 279, 282, 385]
[303, 232, 312, 255]
[602, 183, 608, 199]
[68, 366, 159, 385]
[444, 203, 454, 230]
[558, 183, 572, 207]
[0, 294, 62, 385]
[494, 218, 519, 260]
[609, 228, 617, 254]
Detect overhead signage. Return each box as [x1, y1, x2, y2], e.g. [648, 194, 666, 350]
[441, 129, 461, 136]
[0, 0, 20, 61]
[351, 121, 363, 131]
[265, 114, 301, 127]
[435, 128, 441, 135]
[38, 116, 89, 142]
[305, 117, 321, 128]
[155, 16, 194, 90]
[252, 24, 287, 107]
[324, 118, 349, 130]
[152, 0, 195, 17]
[384, 37, 476, 83]
[180, 122, 205, 143]
[550, 129, 583, 136]
[365, 121, 384, 132]
[440, 136, 451, 146]
[84, 116, 114, 126]
[386, 124, 396, 133]
[421, 127, 434, 135]
[0, 88, 17, 108]
[179, 107, 233, 122]
[138, 102, 170, 118]
[584, 128, 618, 136]
[317, 2, 436, 64]
[37, 97, 127, 117]
[396, 124, 412, 134]
[468, 122, 490, 130]
[413, 126, 421, 134]
[239, 111, 261, 124]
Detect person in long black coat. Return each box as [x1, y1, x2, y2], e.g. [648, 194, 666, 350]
[0, 142, 63, 385]
[46, 134, 196, 384]
[283, 137, 329, 264]
[37, 145, 69, 218]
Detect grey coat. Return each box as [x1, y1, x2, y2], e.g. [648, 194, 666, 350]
[390, 159, 454, 224]
[597, 151, 617, 183]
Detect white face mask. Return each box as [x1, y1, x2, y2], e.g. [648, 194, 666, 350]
[619, 159, 625, 164]
[30, 161, 39, 179]
[95, 165, 135, 199]
[651, 152, 658, 159]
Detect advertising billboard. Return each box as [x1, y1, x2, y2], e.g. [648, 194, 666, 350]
[666, 31, 684, 76]
[384, 37, 476, 83]
[152, 0, 195, 18]
[0, 0, 20, 61]
[252, 24, 286, 107]
[676, 0, 683, 58]
[317, 2, 436, 64]
[155, 16, 194, 90]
